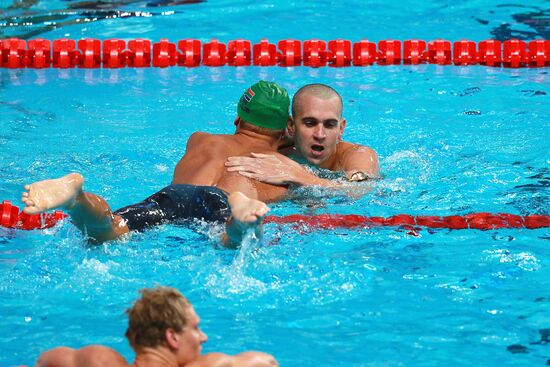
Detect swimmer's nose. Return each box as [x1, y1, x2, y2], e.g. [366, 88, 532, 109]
[313, 125, 326, 139]
[200, 329, 208, 343]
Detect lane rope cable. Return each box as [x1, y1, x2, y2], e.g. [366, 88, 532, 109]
[1, 38, 548, 69]
[1, 200, 548, 231]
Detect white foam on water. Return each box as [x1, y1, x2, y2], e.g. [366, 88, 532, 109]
[205, 228, 267, 298]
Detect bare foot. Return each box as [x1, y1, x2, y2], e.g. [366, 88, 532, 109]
[21, 173, 84, 214]
[228, 191, 269, 226]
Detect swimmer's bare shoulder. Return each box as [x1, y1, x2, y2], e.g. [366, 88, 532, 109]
[336, 142, 380, 180]
[187, 131, 236, 154]
[186, 131, 218, 148]
[186, 352, 278, 367]
[173, 132, 235, 185]
[36, 345, 129, 367]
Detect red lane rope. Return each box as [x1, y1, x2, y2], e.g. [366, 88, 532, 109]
[1, 200, 67, 230]
[264, 213, 550, 230]
[1, 38, 548, 69]
[2, 200, 548, 231]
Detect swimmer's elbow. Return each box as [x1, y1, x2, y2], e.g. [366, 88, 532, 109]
[342, 146, 380, 179]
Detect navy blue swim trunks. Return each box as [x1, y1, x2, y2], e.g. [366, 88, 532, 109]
[113, 184, 230, 232]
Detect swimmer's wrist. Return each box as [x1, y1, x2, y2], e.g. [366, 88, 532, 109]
[347, 171, 379, 182]
[292, 168, 321, 186]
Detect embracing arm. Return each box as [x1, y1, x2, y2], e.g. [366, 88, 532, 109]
[225, 145, 380, 187]
[225, 153, 336, 187]
[340, 144, 380, 181]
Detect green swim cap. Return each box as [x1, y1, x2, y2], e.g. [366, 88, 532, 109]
[237, 81, 290, 130]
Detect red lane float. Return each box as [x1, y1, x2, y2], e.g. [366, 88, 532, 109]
[352, 40, 377, 66]
[2, 200, 547, 231]
[328, 39, 351, 67]
[264, 213, 550, 230]
[1, 200, 67, 230]
[426, 39, 452, 65]
[1, 38, 548, 68]
[253, 39, 278, 66]
[128, 38, 151, 67]
[103, 39, 126, 68]
[28, 38, 51, 68]
[403, 40, 426, 65]
[52, 38, 77, 68]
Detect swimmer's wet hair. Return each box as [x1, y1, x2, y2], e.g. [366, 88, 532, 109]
[291, 83, 343, 118]
[125, 286, 191, 350]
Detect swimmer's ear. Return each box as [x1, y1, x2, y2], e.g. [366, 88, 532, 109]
[339, 118, 347, 140]
[166, 328, 180, 349]
[234, 117, 240, 127]
[287, 117, 295, 137]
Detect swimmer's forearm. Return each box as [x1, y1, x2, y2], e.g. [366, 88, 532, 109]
[290, 169, 341, 187]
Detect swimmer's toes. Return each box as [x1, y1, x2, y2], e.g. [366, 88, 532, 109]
[23, 205, 40, 215]
[247, 214, 259, 223]
[256, 205, 269, 217]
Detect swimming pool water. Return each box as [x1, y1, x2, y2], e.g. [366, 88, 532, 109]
[1, 1, 549, 367]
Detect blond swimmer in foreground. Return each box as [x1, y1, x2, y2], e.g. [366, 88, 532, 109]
[36, 286, 277, 367]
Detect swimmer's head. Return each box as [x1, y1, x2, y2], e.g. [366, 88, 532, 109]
[126, 287, 207, 358]
[292, 83, 343, 118]
[237, 81, 290, 130]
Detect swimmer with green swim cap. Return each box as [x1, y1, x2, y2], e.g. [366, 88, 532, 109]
[23, 80, 293, 247]
[237, 80, 290, 130]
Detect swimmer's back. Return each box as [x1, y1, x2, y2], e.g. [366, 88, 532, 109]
[172, 132, 287, 203]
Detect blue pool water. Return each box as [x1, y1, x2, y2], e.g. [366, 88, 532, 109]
[1, 1, 549, 366]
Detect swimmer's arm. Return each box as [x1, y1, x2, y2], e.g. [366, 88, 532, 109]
[36, 345, 129, 367]
[187, 352, 278, 367]
[225, 153, 337, 187]
[341, 145, 380, 181]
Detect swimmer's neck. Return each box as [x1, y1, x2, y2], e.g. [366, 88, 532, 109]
[132, 346, 176, 367]
[234, 129, 281, 147]
[283, 146, 337, 171]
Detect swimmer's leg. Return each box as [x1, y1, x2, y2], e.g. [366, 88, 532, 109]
[22, 173, 128, 242]
[224, 191, 269, 248]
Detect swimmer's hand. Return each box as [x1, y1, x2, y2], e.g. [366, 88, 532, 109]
[226, 153, 332, 187]
[347, 171, 371, 182]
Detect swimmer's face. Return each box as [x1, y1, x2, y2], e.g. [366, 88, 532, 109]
[173, 307, 208, 364]
[289, 93, 346, 168]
